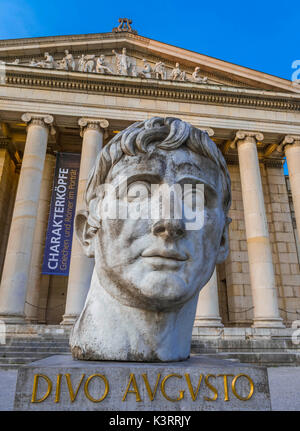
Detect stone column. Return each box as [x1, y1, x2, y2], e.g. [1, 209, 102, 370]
[233, 131, 284, 328]
[279, 135, 300, 242]
[25, 153, 56, 322]
[194, 268, 223, 327]
[0, 113, 54, 323]
[61, 118, 109, 325]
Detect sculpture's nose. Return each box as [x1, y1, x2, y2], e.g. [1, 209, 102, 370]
[152, 219, 185, 240]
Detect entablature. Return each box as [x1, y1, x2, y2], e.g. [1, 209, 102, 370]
[2, 65, 300, 113]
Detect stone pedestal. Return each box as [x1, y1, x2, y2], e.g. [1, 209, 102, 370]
[14, 354, 271, 411]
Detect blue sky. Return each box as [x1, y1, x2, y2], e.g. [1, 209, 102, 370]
[1, 0, 297, 173]
[0, 0, 298, 81]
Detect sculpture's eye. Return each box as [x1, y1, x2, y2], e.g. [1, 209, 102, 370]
[127, 181, 151, 202]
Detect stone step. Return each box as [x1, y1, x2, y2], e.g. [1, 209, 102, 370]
[0, 354, 69, 360]
[0, 350, 69, 358]
[0, 334, 70, 366]
[0, 343, 69, 353]
[6, 337, 69, 343]
[201, 352, 300, 366]
[0, 357, 49, 365]
[0, 352, 70, 364]
[191, 339, 299, 353]
[2, 339, 69, 344]
[3, 341, 69, 348]
[0, 346, 69, 351]
[0, 364, 20, 369]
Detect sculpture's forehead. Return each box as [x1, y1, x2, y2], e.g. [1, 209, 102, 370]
[107, 146, 221, 190]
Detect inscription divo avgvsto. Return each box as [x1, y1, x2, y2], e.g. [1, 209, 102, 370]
[31, 372, 254, 404]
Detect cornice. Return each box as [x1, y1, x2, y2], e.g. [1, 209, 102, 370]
[0, 31, 140, 49]
[3, 67, 300, 113]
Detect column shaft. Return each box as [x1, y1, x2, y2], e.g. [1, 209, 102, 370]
[25, 153, 56, 322]
[61, 119, 108, 325]
[194, 268, 223, 327]
[236, 132, 283, 327]
[0, 114, 53, 322]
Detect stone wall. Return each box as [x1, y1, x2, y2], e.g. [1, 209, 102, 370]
[265, 165, 300, 325]
[36, 275, 68, 324]
[224, 164, 253, 326]
[222, 162, 300, 327]
[42, 275, 68, 324]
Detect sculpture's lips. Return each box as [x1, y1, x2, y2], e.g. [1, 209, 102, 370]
[141, 248, 188, 261]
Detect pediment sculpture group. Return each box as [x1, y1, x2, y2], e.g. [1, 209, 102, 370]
[3, 48, 208, 84]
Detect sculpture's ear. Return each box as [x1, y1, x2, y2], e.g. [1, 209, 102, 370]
[216, 216, 231, 264]
[75, 210, 97, 258]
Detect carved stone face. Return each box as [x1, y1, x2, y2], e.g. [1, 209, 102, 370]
[91, 145, 227, 312]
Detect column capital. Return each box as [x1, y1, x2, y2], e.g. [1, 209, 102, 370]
[277, 135, 300, 153]
[78, 118, 109, 137]
[21, 113, 55, 135]
[200, 127, 214, 137]
[230, 130, 264, 149]
[21, 113, 54, 127]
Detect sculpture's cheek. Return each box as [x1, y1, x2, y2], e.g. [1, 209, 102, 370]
[97, 217, 152, 268]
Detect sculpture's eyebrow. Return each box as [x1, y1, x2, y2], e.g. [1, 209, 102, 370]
[176, 175, 218, 193]
[109, 172, 162, 186]
[126, 173, 162, 183]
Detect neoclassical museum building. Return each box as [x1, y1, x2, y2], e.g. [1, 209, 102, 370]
[0, 19, 299, 362]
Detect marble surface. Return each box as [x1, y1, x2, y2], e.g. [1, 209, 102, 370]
[70, 117, 231, 361]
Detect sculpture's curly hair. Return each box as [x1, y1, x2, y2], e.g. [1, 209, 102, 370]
[85, 117, 231, 217]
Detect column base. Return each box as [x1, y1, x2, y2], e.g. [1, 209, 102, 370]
[194, 317, 224, 328]
[25, 316, 39, 324]
[0, 314, 26, 324]
[60, 314, 78, 326]
[252, 317, 285, 329]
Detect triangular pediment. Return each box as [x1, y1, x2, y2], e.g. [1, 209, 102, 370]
[0, 30, 299, 94]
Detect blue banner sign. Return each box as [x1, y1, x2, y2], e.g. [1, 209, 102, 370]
[42, 152, 81, 276]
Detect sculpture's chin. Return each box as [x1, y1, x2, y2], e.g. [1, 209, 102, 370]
[122, 271, 195, 311]
[95, 264, 200, 312]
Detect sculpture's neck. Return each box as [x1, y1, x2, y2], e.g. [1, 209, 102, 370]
[71, 269, 197, 362]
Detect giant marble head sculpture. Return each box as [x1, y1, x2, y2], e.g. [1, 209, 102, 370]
[70, 117, 231, 362]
